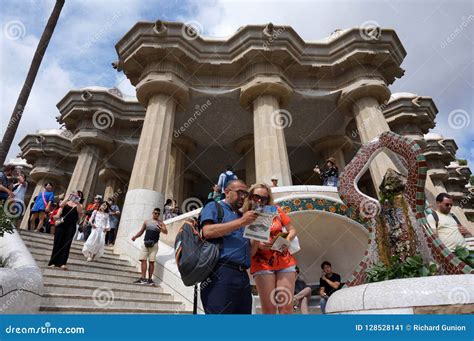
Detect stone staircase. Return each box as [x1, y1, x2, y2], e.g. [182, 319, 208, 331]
[18, 229, 191, 314]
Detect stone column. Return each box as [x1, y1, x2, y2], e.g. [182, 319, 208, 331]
[240, 75, 293, 186]
[173, 147, 185, 204]
[115, 72, 188, 255]
[165, 136, 196, 204]
[20, 175, 56, 230]
[165, 145, 177, 201]
[338, 79, 399, 190]
[99, 166, 128, 201]
[233, 135, 256, 186]
[311, 135, 352, 170]
[66, 145, 104, 204]
[352, 96, 401, 187]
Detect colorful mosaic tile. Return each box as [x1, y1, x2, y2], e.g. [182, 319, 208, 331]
[336, 131, 473, 286]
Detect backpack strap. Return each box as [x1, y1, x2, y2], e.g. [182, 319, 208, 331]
[214, 201, 224, 224]
[451, 213, 461, 225]
[431, 210, 439, 229]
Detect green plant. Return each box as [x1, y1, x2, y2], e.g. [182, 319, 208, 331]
[454, 246, 474, 268]
[0, 206, 15, 238]
[457, 159, 467, 166]
[470, 175, 474, 186]
[365, 255, 437, 283]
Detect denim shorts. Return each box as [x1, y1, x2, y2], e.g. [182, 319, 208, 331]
[253, 265, 297, 277]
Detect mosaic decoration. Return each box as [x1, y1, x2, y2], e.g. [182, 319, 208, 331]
[278, 197, 367, 226]
[337, 131, 474, 286]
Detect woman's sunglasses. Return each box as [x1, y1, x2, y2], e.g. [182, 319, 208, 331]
[250, 193, 269, 203]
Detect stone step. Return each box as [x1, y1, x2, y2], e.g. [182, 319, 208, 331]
[43, 283, 171, 300]
[38, 261, 140, 279]
[18, 229, 115, 250]
[39, 305, 192, 314]
[42, 293, 183, 311]
[42, 267, 140, 282]
[31, 252, 137, 272]
[43, 273, 164, 293]
[20, 236, 116, 256]
[22, 241, 122, 262]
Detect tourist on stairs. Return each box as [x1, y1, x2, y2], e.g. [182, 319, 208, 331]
[48, 190, 84, 270]
[82, 201, 111, 262]
[30, 182, 55, 232]
[131, 208, 168, 285]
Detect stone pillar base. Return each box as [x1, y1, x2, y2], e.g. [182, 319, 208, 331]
[114, 188, 164, 256]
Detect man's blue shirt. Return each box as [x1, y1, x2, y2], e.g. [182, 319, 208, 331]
[200, 200, 250, 268]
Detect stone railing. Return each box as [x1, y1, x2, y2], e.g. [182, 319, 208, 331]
[0, 231, 43, 313]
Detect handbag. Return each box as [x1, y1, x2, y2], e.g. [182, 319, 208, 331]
[54, 205, 76, 227]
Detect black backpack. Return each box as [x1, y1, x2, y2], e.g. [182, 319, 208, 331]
[144, 226, 160, 248]
[174, 201, 224, 287]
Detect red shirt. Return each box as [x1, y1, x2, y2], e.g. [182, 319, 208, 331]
[250, 206, 297, 273]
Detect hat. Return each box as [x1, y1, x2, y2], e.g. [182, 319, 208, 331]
[271, 176, 278, 181]
[326, 157, 336, 165]
[94, 194, 103, 200]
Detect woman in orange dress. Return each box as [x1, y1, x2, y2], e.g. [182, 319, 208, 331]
[242, 183, 298, 314]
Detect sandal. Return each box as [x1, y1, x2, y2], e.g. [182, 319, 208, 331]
[60, 265, 68, 271]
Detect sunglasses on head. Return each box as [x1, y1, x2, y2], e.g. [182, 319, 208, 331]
[250, 193, 269, 203]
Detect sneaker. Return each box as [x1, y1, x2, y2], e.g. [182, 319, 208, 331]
[146, 279, 154, 286]
[134, 278, 147, 285]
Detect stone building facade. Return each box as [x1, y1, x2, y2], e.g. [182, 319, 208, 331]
[13, 22, 473, 286]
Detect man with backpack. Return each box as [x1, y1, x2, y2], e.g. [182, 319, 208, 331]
[427, 193, 470, 252]
[131, 208, 168, 285]
[199, 179, 258, 314]
[217, 165, 238, 200]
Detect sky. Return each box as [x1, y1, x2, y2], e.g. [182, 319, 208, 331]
[0, 0, 473, 167]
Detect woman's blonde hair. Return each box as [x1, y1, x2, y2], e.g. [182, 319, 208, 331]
[242, 183, 275, 212]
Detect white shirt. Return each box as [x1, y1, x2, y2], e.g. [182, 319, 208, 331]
[427, 211, 467, 251]
[13, 182, 27, 202]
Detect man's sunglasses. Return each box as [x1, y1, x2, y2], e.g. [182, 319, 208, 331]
[153, 211, 161, 215]
[250, 193, 269, 203]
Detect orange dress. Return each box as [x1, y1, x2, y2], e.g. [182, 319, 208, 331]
[250, 206, 297, 274]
